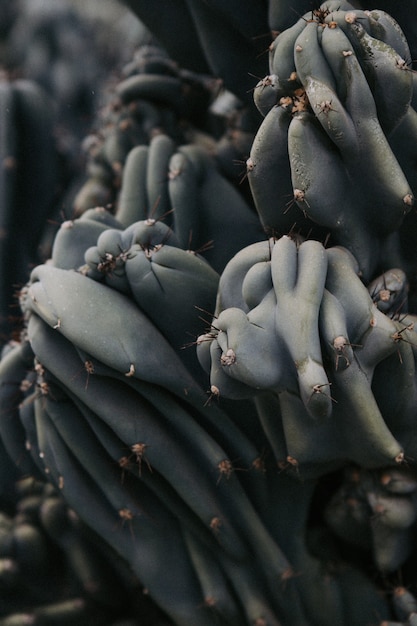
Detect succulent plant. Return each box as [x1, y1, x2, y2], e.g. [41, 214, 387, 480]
[1, 1, 417, 624]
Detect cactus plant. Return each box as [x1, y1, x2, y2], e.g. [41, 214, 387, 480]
[2, 1, 417, 625]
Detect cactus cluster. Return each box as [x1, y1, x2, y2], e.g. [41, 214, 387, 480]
[0, 475, 164, 626]
[0, 0, 141, 135]
[2, 0, 417, 624]
[249, 1, 417, 282]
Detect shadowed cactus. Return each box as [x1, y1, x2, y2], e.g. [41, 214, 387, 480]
[0, 1, 417, 624]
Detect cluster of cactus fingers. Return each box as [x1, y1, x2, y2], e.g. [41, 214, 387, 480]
[249, 0, 417, 284]
[72, 44, 220, 218]
[308, 465, 417, 626]
[0, 476, 161, 626]
[11, 209, 303, 624]
[2, 1, 417, 625]
[198, 236, 417, 479]
[2, 69, 408, 623]
[325, 465, 417, 573]
[0, 319, 402, 625]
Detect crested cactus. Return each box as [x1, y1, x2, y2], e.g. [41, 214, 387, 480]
[2, 1, 417, 625]
[248, 3, 417, 281]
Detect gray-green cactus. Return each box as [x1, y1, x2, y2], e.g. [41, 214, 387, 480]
[1, 1, 417, 625]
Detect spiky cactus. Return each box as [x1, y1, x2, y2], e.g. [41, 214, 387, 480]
[1, 1, 417, 625]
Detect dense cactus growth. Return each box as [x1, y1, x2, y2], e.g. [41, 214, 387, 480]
[2, 0, 417, 624]
[0, 473, 173, 626]
[0, 76, 60, 345]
